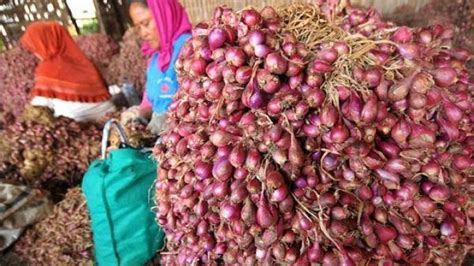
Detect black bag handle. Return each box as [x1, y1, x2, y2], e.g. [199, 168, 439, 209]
[101, 119, 130, 160]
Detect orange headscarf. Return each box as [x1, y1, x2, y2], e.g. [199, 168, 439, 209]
[21, 21, 110, 102]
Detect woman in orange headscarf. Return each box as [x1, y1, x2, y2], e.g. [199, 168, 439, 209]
[21, 21, 115, 121]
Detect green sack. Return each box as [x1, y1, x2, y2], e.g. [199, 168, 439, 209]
[82, 120, 164, 265]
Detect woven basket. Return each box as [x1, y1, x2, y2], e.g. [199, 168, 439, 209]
[179, 0, 430, 24]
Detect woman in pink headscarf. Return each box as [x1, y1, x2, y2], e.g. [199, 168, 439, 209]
[123, 0, 192, 133]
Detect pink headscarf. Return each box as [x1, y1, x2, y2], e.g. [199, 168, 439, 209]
[142, 0, 192, 71]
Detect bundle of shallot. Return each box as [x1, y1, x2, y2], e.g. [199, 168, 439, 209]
[154, 2, 473, 265]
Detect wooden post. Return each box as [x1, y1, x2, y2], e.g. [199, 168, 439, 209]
[92, 0, 106, 34]
[109, 0, 125, 35]
[0, 23, 9, 50]
[63, 0, 81, 34]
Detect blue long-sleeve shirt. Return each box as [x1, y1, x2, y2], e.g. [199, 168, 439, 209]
[142, 33, 191, 114]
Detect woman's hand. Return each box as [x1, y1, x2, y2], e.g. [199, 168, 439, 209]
[139, 106, 153, 121]
[147, 113, 167, 135]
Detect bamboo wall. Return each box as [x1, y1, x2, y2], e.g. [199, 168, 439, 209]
[0, 0, 76, 49]
[353, 0, 430, 14]
[0, 0, 130, 49]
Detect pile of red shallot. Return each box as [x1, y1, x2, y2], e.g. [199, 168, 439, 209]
[0, 106, 102, 201]
[75, 33, 119, 66]
[75, 33, 120, 75]
[104, 28, 148, 95]
[13, 187, 93, 264]
[154, 2, 473, 265]
[0, 46, 38, 119]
